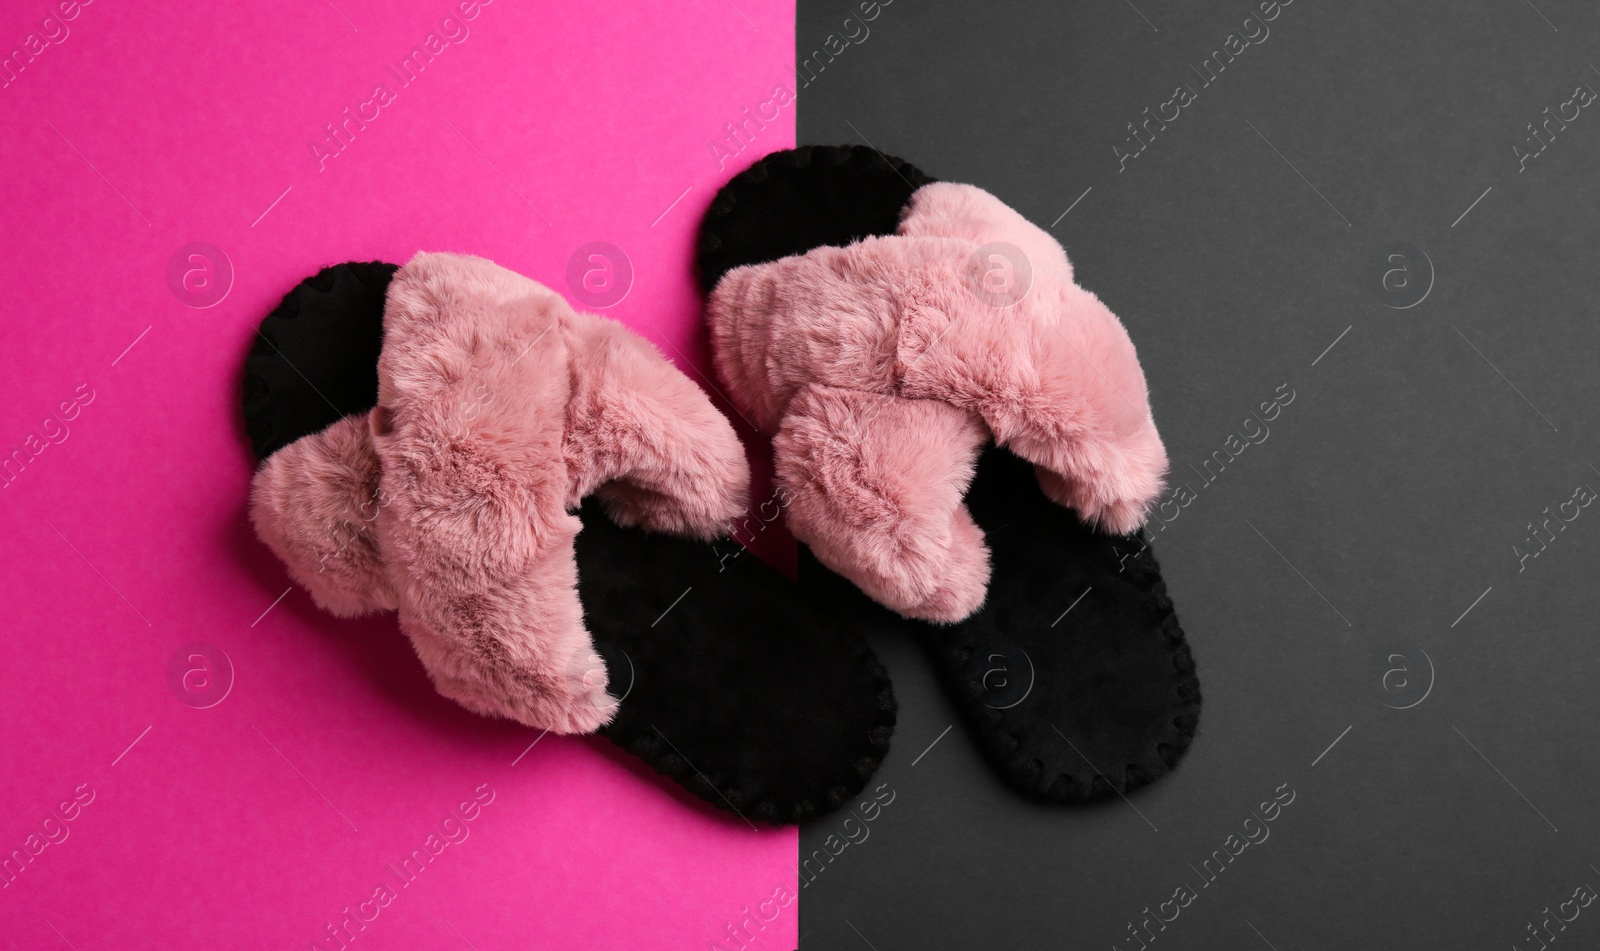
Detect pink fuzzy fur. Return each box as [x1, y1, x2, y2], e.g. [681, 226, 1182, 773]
[708, 182, 1167, 623]
[250, 252, 750, 733]
[250, 414, 398, 618]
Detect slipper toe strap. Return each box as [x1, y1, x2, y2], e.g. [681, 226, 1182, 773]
[773, 384, 991, 624]
[372, 252, 751, 734]
[563, 314, 750, 540]
[248, 413, 398, 618]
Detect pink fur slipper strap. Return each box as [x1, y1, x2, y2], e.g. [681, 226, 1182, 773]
[251, 252, 750, 735]
[705, 174, 1167, 623]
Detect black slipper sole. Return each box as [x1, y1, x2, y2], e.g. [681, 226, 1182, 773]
[578, 495, 895, 823]
[243, 261, 896, 825]
[700, 145, 1203, 802]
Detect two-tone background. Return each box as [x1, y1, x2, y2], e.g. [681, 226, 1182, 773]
[4, 1, 1600, 948]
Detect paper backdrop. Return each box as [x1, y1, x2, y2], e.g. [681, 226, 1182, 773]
[0, 1, 798, 947]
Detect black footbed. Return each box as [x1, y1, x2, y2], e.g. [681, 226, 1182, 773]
[700, 146, 1202, 802]
[242, 262, 896, 825]
[695, 144, 934, 293]
[243, 261, 395, 460]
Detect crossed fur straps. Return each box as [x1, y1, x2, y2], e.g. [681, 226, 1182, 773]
[707, 182, 1168, 623]
[250, 252, 750, 733]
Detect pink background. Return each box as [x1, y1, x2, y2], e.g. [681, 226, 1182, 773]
[0, 1, 798, 948]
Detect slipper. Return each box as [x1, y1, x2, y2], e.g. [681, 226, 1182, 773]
[696, 146, 1201, 801]
[241, 251, 896, 824]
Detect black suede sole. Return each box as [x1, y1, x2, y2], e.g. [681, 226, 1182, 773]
[242, 261, 896, 825]
[702, 145, 1203, 802]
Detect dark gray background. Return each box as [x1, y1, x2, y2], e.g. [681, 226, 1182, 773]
[795, 0, 1600, 948]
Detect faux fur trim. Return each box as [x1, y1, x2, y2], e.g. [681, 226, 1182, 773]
[248, 414, 397, 617]
[772, 386, 992, 622]
[250, 252, 750, 733]
[705, 175, 1167, 622]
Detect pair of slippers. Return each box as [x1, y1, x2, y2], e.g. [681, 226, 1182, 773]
[242, 146, 1200, 825]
